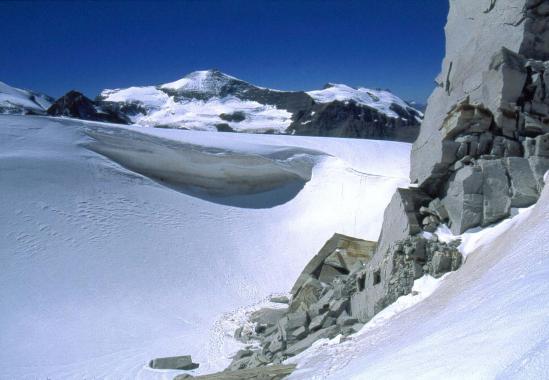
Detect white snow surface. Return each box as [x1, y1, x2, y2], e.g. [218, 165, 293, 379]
[307, 83, 419, 119]
[0, 115, 410, 379]
[288, 180, 549, 379]
[101, 86, 292, 133]
[0, 81, 52, 114]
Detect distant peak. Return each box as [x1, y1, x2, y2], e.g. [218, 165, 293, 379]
[160, 69, 244, 92]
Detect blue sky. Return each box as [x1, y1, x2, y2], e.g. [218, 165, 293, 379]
[0, 0, 448, 102]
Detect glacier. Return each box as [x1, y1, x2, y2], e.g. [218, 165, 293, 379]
[0, 115, 409, 379]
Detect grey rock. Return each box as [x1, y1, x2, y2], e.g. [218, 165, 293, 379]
[534, 133, 549, 157]
[410, 0, 543, 190]
[308, 313, 328, 332]
[528, 156, 549, 190]
[269, 296, 290, 304]
[290, 326, 308, 340]
[318, 264, 344, 285]
[428, 197, 449, 221]
[429, 250, 462, 278]
[328, 299, 348, 317]
[232, 349, 254, 361]
[288, 277, 322, 313]
[285, 311, 308, 332]
[442, 166, 484, 234]
[285, 326, 340, 357]
[322, 317, 336, 329]
[504, 157, 539, 207]
[267, 337, 286, 354]
[250, 308, 287, 326]
[290, 233, 375, 295]
[375, 188, 431, 258]
[336, 311, 358, 327]
[479, 159, 511, 225]
[483, 48, 527, 134]
[439, 102, 492, 140]
[149, 355, 199, 370]
[522, 137, 536, 158]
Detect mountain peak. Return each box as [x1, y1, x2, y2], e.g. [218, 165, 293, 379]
[160, 69, 243, 93]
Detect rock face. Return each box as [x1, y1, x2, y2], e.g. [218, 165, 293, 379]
[407, 0, 549, 234]
[47, 91, 130, 124]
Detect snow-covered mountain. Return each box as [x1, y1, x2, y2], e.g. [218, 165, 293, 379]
[307, 83, 421, 121]
[99, 70, 422, 141]
[0, 81, 54, 115]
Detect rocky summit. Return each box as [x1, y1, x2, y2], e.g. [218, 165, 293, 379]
[47, 90, 131, 124]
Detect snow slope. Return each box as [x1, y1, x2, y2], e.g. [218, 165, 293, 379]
[0, 115, 410, 379]
[0, 81, 53, 114]
[288, 181, 549, 379]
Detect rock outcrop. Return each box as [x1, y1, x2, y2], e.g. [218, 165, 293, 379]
[47, 90, 130, 124]
[226, 234, 461, 371]
[406, 0, 549, 234]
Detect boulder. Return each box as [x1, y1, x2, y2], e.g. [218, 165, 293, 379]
[308, 313, 328, 332]
[429, 250, 462, 278]
[269, 296, 290, 304]
[442, 166, 484, 234]
[250, 308, 287, 326]
[149, 355, 199, 370]
[336, 311, 358, 327]
[290, 326, 308, 340]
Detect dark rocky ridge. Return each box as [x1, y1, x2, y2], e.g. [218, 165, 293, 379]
[47, 91, 131, 124]
[287, 99, 421, 142]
